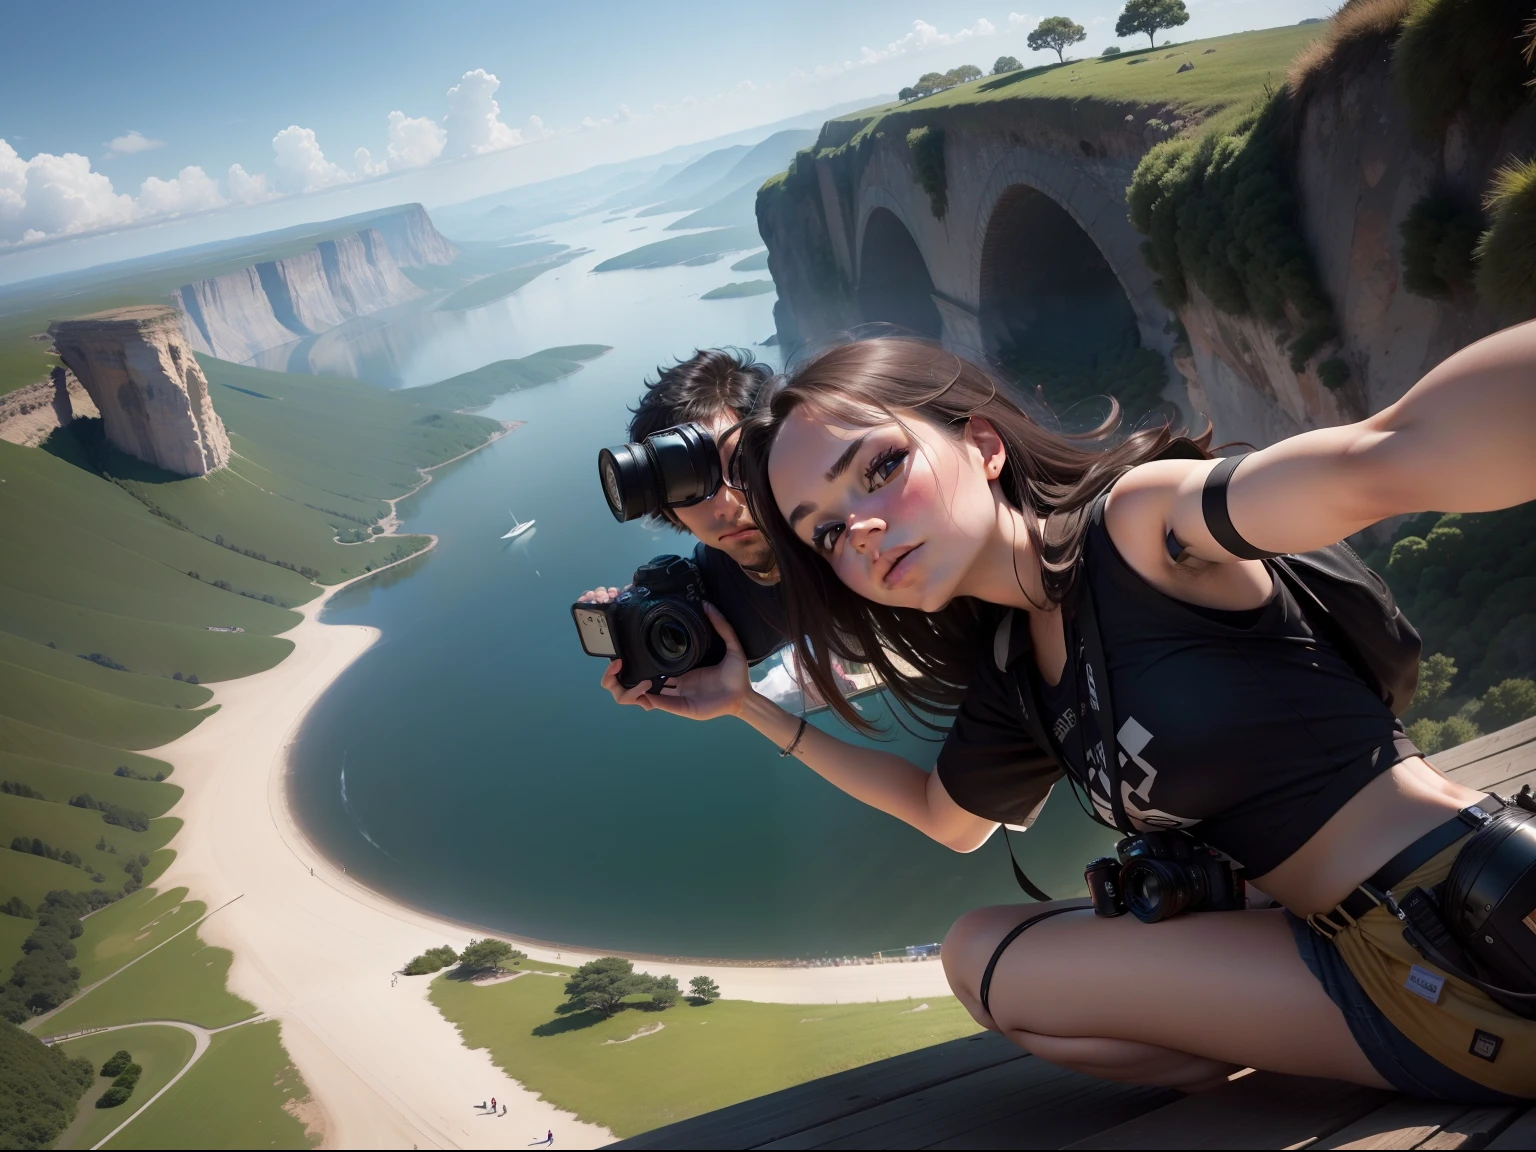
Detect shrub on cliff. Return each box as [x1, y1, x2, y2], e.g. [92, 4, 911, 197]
[1475, 158, 1536, 321]
[1480, 678, 1536, 731]
[1394, 0, 1535, 136]
[1127, 96, 1337, 372]
[906, 126, 947, 219]
[1399, 192, 1484, 299]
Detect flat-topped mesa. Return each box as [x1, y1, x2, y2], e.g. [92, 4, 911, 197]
[48, 305, 231, 477]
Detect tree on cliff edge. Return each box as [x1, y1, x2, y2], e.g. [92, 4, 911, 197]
[1028, 17, 1087, 63]
[1115, 0, 1189, 48]
[992, 55, 1023, 75]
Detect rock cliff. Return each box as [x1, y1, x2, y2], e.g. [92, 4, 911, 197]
[49, 306, 231, 477]
[174, 204, 455, 363]
[759, 45, 1533, 449]
[0, 366, 98, 448]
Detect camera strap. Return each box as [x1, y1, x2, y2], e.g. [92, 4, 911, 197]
[1071, 575, 1133, 836]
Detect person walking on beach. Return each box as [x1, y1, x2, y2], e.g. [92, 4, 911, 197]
[490, 1096, 496, 1114]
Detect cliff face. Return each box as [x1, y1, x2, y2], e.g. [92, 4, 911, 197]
[49, 306, 231, 477]
[0, 367, 99, 448]
[760, 67, 1530, 450]
[174, 204, 456, 363]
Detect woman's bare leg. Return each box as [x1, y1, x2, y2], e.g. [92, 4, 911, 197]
[942, 901, 1392, 1092]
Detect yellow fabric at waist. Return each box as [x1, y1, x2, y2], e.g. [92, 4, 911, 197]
[1331, 837, 1536, 1098]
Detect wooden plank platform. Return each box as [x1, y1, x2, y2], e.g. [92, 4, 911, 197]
[609, 723, 1536, 1150]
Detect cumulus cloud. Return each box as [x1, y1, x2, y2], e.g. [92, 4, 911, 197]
[353, 147, 387, 177]
[226, 163, 275, 205]
[270, 125, 351, 193]
[1008, 12, 1034, 27]
[0, 139, 138, 244]
[384, 110, 446, 170]
[137, 165, 225, 215]
[814, 17, 1000, 76]
[443, 69, 524, 158]
[107, 130, 165, 155]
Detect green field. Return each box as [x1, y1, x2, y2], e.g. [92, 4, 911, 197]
[407, 345, 610, 411]
[431, 971, 981, 1138]
[701, 280, 776, 300]
[42, 924, 256, 1033]
[105, 1020, 321, 1149]
[74, 886, 206, 987]
[593, 225, 762, 272]
[57, 1024, 198, 1150]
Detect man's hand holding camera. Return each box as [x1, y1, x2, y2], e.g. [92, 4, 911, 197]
[596, 601, 753, 720]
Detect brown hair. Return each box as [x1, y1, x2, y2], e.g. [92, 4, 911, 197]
[735, 336, 1211, 733]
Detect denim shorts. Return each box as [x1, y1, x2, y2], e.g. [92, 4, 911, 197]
[1286, 912, 1526, 1104]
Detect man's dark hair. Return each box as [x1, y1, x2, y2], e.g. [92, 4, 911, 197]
[628, 348, 773, 442]
[629, 349, 774, 530]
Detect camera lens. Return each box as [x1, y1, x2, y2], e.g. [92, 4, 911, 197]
[596, 423, 722, 523]
[1122, 858, 1207, 923]
[641, 603, 709, 677]
[597, 444, 654, 523]
[1085, 857, 1127, 918]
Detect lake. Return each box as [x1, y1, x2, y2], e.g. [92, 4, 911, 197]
[286, 208, 1115, 960]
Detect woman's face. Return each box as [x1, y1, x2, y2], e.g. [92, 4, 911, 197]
[766, 405, 1004, 612]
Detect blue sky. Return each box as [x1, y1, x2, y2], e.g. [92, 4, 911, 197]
[0, 0, 1330, 267]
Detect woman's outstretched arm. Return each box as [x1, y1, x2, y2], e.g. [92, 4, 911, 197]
[612, 604, 1000, 852]
[1158, 318, 1536, 559]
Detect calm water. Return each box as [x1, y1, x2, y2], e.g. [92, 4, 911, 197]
[287, 209, 1114, 959]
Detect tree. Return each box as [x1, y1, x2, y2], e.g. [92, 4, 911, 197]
[992, 55, 1023, 74]
[913, 71, 948, 96]
[649, 974, 681, 1008]
[1028, 16, 1087, 63]
[458, 938, 524, 974]
[898, 86, 916, 102]
[1480, 678, 1536, 730]
[1115, 0, 1189, 48]
[688, 975, 721, 1003]
[564, 957, 640, 1017]
[1416, 653, 1458, 708]
[946, 64, 983, 85]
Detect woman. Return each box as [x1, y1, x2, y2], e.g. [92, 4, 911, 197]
[599, 328, 1536, 1100]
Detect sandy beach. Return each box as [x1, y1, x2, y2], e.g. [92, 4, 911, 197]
[152, 571, 954, 1148]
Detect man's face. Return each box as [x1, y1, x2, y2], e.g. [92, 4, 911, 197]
[671, 411, 776, 575]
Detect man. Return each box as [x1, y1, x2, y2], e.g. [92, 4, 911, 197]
[581, 348, 788, 687]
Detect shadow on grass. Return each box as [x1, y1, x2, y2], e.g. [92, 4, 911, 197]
[978, 61, 1069, 92]
[532, 1005, 606, 1036]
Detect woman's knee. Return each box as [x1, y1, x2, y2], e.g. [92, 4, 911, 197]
[941, 904, 1016, 1006]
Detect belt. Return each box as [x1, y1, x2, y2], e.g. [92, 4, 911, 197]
[1306, 793, 1504, 940]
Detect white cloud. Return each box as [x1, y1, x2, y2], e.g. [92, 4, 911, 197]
[226, 163, 275, 205]
[107, 130, 165, 155]
[444, 69, 524, 158]
[0, 139, 139, 244]
[353, 147, 387, 178]
[1008, 12, 1034, 27]
[137, 165, 226, 215]
[270, 125, 351, 193]
[384, 110, 446, 170]
[814, 17, 1001, 77]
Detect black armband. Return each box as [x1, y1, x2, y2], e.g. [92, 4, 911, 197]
[1201, 455, 1280, 560]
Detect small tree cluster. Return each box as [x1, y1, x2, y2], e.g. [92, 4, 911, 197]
[96, 1049, 141, 1108]
[402, 945, 458, 976]
[68, 795, 149, 833]
[562, 958, 681, 1017]
[458, 938, 526, 975]
[899, 64, 983, 101]
[991, 55, 1022, 75]
[687, 975, 721, 1003]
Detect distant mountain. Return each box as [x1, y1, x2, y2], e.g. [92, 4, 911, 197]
[642, 130, 817, 221]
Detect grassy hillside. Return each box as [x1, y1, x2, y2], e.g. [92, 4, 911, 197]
[593, 226, 761, 272]
[0, 344, 600, 997]
[832, 26, 1323, 135]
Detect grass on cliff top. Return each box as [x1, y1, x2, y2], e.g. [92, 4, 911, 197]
[431, 972, 981, 1138]
[829, 25, 1324, 139]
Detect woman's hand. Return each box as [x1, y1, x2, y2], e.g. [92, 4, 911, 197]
[598, 603, 754, 721]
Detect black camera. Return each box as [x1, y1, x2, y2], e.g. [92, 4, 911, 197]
[1085, 832, 1245, 924]
[570, 555, 726, 690]
[598, 422, 722, 523]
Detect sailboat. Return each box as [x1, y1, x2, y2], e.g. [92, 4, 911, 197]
[502, 511, 535, 540]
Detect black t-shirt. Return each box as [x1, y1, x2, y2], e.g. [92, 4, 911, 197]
[935, 506, 1416, 876]
[693, 543, 787, 665]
